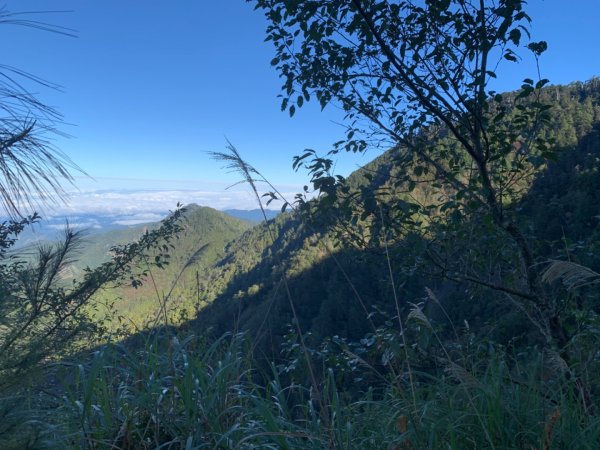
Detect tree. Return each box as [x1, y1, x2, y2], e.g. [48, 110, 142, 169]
[252, 1, 570, 349]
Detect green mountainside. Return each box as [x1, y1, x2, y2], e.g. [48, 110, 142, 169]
[178, 80, 600, 354]
[85, 204, 252, 328]
[60, 207, 275, 278]
[51, 80, 599, 347]
[62, 224, 159, 279]
[50, 80, 600, 352]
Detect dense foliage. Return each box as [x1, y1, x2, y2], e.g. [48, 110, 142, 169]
[187, 80, 600, 353]
[1, 1, 600, 448]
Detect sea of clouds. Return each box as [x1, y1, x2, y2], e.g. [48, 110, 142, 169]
[5, 177, 304, 236]
[38, 179, 302, 225]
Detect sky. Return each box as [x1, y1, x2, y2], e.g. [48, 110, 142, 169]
[1, 0, 599, 218]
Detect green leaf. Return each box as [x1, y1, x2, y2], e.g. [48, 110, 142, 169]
[508, 28, 521, 45]
[527, 40, 548, 55]
[535, 78, 550, 89]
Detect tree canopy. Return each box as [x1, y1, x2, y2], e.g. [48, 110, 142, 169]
[253, 0, 575, 348]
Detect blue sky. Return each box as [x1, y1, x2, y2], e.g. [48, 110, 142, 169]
[2, 0, 599, 214]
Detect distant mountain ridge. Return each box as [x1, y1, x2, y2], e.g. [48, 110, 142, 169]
[78, 204, 253, 328]
[224, 209, 279, 223]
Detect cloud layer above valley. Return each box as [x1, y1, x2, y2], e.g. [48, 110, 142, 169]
[36, 179, 303, 224]
[57, 189, 260, 215]
[5, 178, 305, 229]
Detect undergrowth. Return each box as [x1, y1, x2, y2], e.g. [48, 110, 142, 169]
[2, 325, 598, 449]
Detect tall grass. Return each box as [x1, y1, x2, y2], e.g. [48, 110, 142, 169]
[7, 328, 594, 449]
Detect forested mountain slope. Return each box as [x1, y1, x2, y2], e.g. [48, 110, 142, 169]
[87, 204, 252, 328]
[185, 79, 600, 354]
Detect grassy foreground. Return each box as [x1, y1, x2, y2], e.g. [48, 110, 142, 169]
[3, 325, 598, 450]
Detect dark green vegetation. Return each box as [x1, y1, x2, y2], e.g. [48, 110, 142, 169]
[176, 80, 600, 354]
[2, 1, 600, 448]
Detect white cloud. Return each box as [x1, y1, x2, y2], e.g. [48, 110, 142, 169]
[13, 177, 306, 221]
[42, 187, 302, 218]
[47, 222, 103, 230]
[111, 212, 166, 226]
[112, 219, 154, 226]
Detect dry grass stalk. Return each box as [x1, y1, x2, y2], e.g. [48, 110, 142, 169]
[407, 303, 432, 330]
[542, 409, 561, 450]
[542, 260, 600, 291]
[444, 360, 480, 388]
